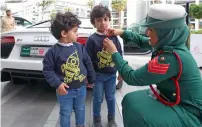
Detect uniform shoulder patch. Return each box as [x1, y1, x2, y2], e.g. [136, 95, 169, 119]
[148, 56, 170, 74]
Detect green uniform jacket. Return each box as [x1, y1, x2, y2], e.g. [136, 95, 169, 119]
[112, 31, 202, 127]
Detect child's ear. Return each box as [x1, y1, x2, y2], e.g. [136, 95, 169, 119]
[61, 30, 67, 38]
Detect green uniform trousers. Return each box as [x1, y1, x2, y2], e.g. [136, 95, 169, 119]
[122, 89, 202, 127]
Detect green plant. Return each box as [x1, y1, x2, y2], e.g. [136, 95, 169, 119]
[190, 29, 202, 34]
[87, 0, 94, 10]
[111, 0, 127, 28]
[0, 4, 7, 15]
[50, 10, 56, 19]
[65, 7, 71, 12]
[189, 4, 202, 19]
[38, 0, 55, 21]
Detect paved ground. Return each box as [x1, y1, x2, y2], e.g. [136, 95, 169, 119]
[1, 54, 202, 127]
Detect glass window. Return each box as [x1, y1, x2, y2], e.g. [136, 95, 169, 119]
[113, 19, 118, 25]
[124, 11, 127, 17]
[24, 20, 32, 26]
[199, 21, 202, 29]
[124, 19, 127, 25]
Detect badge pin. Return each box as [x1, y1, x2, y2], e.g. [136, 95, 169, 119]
[160, 56, 165, 62]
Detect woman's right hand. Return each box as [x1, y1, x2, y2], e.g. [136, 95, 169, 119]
[106, 28, 124, 36]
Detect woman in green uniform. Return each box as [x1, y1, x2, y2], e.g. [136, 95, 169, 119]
[103, 4, 202, 127]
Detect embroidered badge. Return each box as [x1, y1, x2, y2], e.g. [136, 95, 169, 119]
[148, 57, 170, 74]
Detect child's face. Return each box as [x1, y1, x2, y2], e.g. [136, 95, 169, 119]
[61, 26, 78, 43]
[94, 14, 110, 33]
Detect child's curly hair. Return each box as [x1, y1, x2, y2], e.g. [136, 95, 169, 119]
[50, 12, 81, 40]
[90, 5, 111, 25]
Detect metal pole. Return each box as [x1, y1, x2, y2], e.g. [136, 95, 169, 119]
[186, 2, 189, 25]
[186, 2, 190, 50]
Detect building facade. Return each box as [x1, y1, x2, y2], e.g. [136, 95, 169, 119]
[7, 0, 91, 23]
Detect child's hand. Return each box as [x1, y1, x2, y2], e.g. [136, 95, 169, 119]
[87, 84, 94, 88]
[57, 83, 69, 95]
[117, 74, 122, 81]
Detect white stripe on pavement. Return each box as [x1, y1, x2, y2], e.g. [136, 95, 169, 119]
[43, 103, 60, 127]
[1, 85, 25, 105]
[115, 90, 123, 118]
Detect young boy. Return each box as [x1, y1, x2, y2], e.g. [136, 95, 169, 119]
[85, 5, 122, 127]
[43, 12, 95, 127]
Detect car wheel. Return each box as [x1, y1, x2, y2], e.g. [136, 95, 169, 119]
[116, 80, 123, 89]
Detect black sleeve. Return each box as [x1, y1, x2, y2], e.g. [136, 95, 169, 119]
[43, 48, 62, 88]
[85, 37, 94, 58]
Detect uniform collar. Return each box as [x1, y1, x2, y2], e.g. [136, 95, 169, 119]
[57, 42, 73, 47]
[96, 31, 106, 36]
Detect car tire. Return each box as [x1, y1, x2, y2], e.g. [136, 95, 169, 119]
[116, 80, 123, 89]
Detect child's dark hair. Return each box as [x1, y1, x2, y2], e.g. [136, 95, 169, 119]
[50, 12, 81, 40]
[90, 5, 111, 25]
[6, 9, 11, 13]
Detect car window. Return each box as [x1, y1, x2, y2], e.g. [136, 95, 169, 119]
[24, 20, 32, 26]
[14, 17, 33, 27]
[15, 17, 23, 26]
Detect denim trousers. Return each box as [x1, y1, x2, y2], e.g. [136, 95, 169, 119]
[57, 85, 86, 127]
[93, 72, 116, 117]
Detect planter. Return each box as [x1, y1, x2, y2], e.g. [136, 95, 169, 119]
[190, 34, 202, 68]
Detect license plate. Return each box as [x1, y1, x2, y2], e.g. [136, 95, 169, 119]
[20, 46, 50, 57]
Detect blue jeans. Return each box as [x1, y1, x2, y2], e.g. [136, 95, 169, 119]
[93, 72, 116, 117]
[56, 85, 86, 127]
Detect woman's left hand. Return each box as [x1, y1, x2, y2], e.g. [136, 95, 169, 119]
[103, 38, 118, 54]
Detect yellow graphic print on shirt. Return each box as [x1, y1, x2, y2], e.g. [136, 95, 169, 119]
[97, 49, 115, 68]
[61, 51, 86, 84]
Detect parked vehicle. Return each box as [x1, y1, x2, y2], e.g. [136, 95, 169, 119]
[123, 23, 152, 55]
[1, 19, 124, 89]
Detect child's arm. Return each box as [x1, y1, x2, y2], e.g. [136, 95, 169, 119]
[85, 37, 93, 58]
[43, 49, 63, 88]
[82, 46, 95, 85]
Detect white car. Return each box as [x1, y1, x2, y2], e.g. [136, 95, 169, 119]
[1, 19, 124, 89]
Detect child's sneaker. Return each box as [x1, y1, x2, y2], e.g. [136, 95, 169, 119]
[93, 116, 102, 127]
[108, 115, 117, 127]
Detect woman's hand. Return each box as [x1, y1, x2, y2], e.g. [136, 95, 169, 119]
[103, 38, 118, 54]
[106, 28, 124, 37]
